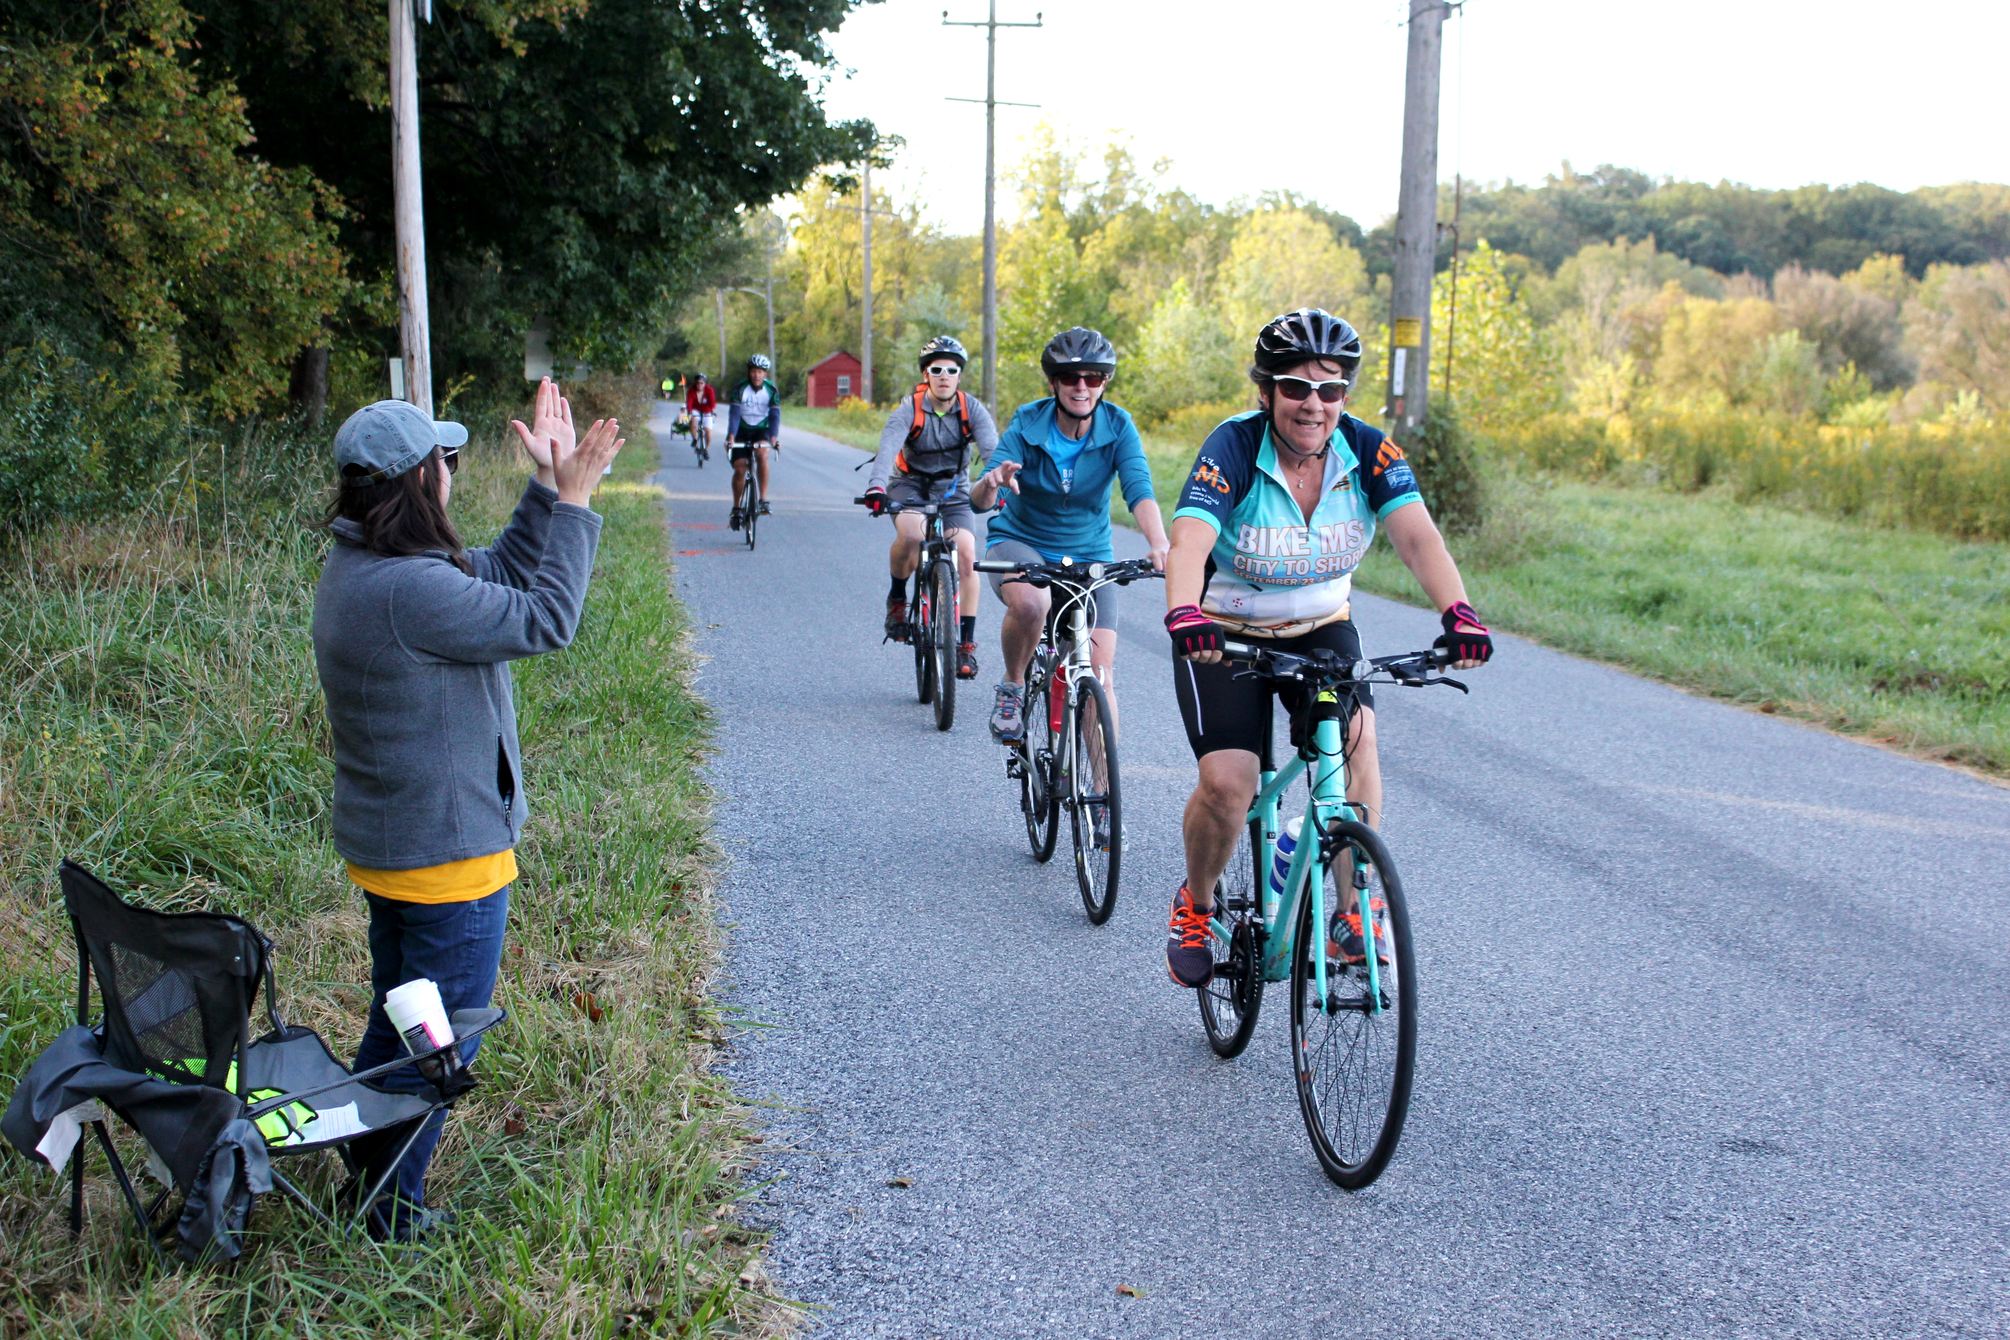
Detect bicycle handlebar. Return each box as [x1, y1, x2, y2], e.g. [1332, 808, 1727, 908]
[972, 556, 1163, 589]
[1219, 640, 1467, 693]
[854, 495, 946, 517]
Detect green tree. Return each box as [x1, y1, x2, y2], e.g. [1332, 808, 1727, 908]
[1906, 261, 2010, 413]
[0, 0, 351, 417]
[196, 0, 874, 396]
[1122, 281, 1242, 424]
[1432, 242, 1555, 431]
[1220, 209, 1371, 336]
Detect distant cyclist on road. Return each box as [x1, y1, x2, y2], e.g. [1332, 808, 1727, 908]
[685, 372, 717, 457]
[727, 355, 780, 531]
[968, 326, 1170, 745]
[1159, 308, 1494, 989]
[862, 336, 1000, 678]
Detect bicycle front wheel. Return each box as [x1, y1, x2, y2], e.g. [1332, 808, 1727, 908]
[743, 475, 759, 550]
[931, 560, 957, 732]
[1289, 819, 1415, 1189]
[1198, 819, 1266, 1057]
[1020, 661, 1059, 862]
[1069, 675, 1121, 924]
[912, 572, 934, 704]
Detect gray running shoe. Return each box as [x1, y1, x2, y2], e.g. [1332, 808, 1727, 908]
[989, 682, 1025, 744]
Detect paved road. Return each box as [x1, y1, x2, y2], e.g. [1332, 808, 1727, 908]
[652, 408, 2010, 1339]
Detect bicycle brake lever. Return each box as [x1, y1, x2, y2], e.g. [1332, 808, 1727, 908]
[1423, 674, 1469, 694]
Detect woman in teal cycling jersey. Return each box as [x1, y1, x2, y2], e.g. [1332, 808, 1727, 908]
[1158, 309, 1494, 989]
[968, 327, 1170, 745]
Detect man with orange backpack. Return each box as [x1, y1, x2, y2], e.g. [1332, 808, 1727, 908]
[861, 336, 999, 678]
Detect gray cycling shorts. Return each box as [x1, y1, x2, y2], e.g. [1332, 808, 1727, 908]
[983, 539, 1118, 630]
[887, 476, 977, 535]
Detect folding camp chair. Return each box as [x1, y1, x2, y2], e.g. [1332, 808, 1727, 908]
[52, 860, 504, 1263]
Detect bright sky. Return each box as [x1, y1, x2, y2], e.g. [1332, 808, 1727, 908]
[815, 0, 2010, 236]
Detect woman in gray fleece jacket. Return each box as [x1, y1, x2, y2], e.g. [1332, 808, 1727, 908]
[312, 380, 621, 1240]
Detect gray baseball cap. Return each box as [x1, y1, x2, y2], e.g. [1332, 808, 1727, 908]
[333, 400, 471, 482]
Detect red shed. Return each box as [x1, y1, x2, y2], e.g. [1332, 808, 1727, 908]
[806, 349, 864, 407]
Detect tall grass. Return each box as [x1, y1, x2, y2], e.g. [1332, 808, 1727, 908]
[1492, 410, 2010, 542]
[0, 412, 781, 1335]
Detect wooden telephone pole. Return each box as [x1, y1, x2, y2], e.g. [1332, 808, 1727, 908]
[1388, 1, 1452, 436]
[944, 2, 1041, 411]
[390, 0, 433, 415]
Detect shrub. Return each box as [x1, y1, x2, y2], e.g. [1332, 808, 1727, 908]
[1404, 397, 1487, 535]
[0, 342, 188, 530]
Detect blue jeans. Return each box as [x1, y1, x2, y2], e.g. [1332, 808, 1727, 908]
[353, 886, 509, 1223]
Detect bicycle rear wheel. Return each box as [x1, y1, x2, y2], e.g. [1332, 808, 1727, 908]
[931, 560, 957, 731]
[1069, 675, 1120, 924]
[912, 571, 934, 704]
[1019, 657, 1059, 862]
[1198, 819, 1266, 1057]
[1289, 819, 1415, 1189]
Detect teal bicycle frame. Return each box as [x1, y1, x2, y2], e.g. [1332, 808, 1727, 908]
[1214, 689, 1384, 1014]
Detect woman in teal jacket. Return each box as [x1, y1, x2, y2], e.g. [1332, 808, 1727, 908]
[969, 327, 1170, 747]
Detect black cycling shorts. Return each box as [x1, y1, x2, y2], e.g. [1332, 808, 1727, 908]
[1173, 618, 1374, 761]
[729, 438, 770, 463]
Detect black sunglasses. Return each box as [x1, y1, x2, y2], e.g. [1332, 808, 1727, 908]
[1055, 371, 1109, 388]
[438, 446, 461, 475]
[1271, 375, 1349, 404]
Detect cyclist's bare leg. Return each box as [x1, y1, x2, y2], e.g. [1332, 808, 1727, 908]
[731, 456, 749, 510]
[952, 527, 979, 619]
[755, 444, 771, 499]
[1345, 707, 1381, 829]
[999, 580, 1050, 685]
[889, 511, 923, 580]
[1183, 749, 1259, 912]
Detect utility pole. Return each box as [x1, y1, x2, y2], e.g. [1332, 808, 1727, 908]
[853, 157, 901, 404]
[762, 222, 778, 373]
[715, 289, 728, 382]
[944, 3, 1041, 411]
[862, 158, 874, 405]
[390, 0, 433, 414]
[1388, 0, 1450, 436]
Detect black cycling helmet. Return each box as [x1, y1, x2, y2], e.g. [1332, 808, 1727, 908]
[917, 335, 969, 370]
[1039, 326, 1117, 377]
[1253, 308, 1363, 383]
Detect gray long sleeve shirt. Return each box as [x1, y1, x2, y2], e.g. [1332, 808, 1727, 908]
[311, 476, 603, 870]
[868, 389, 1000, 496]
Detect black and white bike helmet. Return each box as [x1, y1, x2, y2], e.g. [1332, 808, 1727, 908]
[1252, 309, 1363, 383]
[917, 335, 969, 370]
[1039, 327, 1117, 377]
[747, 353, 773, 371]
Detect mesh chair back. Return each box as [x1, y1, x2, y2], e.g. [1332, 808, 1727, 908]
[59, 861, 270, 1090]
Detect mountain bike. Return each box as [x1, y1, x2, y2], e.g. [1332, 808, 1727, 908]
[974, 556, 1162, 924]
[856, 483, 961, 732]
[1196, 639, 1466, 1189]
[735, 441, 768, 551]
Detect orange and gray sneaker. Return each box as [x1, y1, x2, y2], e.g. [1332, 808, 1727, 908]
[1329, 896, 1389, 966]
[1166, 883, 1215, 988]
[957, 642, 979, 679]
[884, 597, 911, 643]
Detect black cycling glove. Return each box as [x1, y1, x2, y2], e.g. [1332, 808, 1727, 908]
[1434, 600, 1493, 664]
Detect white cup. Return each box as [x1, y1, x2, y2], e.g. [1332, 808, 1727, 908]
[383, 979, 455, 1058]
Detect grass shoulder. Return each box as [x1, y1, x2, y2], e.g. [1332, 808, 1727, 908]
[788, 403, 880, 452]
[0, 428, 777, 1334]
[1355, 476, 2010, 776]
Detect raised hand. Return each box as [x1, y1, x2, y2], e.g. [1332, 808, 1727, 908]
[510, 377, 578, 487]
[992, 460, 1023, 495]
[554, 417, 623, 507]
